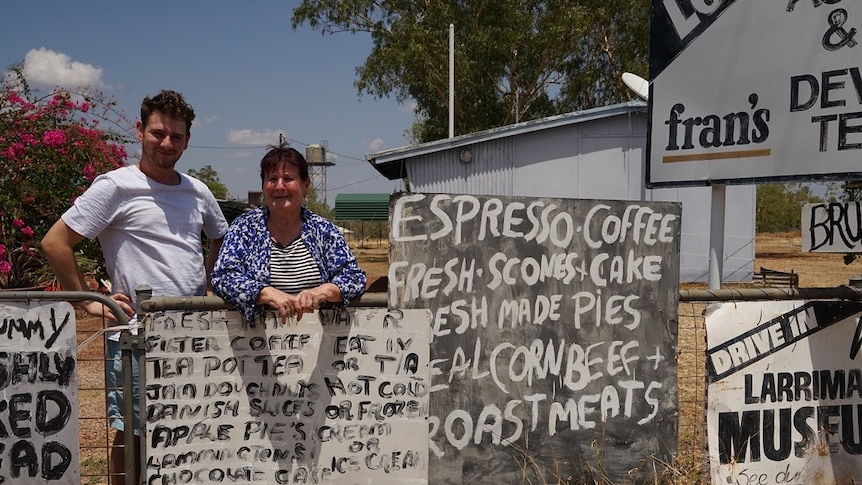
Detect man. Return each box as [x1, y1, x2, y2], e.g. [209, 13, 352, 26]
[41, 89, 228, 484]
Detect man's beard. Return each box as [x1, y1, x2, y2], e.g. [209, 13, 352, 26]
[143, 146, 181, 169]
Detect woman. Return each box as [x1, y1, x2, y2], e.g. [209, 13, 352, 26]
[212, 144, 366, 323]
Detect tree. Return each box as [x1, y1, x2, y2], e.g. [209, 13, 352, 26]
[292, 0, 649, 143]
[556, 0, 650, 111]
[304, 184, 334, 219]
[756, 183, 822, 233]
[187, 165, 229, 199]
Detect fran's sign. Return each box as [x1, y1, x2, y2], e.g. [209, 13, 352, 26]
[0, 302, 79, 484]
[649, 1, 862, 186]
[706, 300, 862, 484]
[144, 308, 431, 485]
[389, 193, 681, 483]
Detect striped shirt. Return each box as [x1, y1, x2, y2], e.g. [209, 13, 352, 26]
[270, 237, 323, 294]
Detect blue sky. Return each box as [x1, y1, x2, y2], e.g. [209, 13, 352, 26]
[1, 1, 415, 205]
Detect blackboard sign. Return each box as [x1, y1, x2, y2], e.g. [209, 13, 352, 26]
[706, 301, 862, 484]
[0, 301, 79, 484]
[389, 193, 681, 483]
[144, 307, 430, 484]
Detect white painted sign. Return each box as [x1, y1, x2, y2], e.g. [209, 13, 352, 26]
[649, 1, 862, 186]
[144, 308, 430, 485]
[705, 300, 862, 484]
[802, 201, 862, 252]
[0, 301, 79, 484]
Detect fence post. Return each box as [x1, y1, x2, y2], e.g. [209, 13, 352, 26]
[120, 285, 151, 485]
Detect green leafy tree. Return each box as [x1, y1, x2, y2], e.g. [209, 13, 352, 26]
[0, 65, 133, 288]
[305, 185, 334, 219]
[187, 165, 229, 199]
[756, 183, 823, 233]
[292, 0, 648, 143]
[556, 0, 650, 111]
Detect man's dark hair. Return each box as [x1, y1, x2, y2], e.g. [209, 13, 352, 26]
[140, 90, 195, 135]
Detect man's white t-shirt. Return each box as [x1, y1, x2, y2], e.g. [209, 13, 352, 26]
[63, 164, 228, 320]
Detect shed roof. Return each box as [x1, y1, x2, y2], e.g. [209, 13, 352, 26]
[217, 199, 255, 224]
[365, 101, 647, 180]
[334, 193, 390, 221]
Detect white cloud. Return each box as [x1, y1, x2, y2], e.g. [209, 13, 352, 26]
[19, 48, 105, 90]
[364, 137, 385, 152]
[203, 115, 219, 124]
[227, 129, 284, 146]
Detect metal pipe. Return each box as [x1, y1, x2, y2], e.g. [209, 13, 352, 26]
[141, 286, 862, 314]
[708, 185, 726, 290]
[119, 332, 136, 485]
[0, 290, 129, 326]
[140, 292, 390, 311]
[680, 285, 862, 302]
[449, 23, 454, 138]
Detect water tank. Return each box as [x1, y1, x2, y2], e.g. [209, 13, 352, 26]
[306, 144, 326, 165]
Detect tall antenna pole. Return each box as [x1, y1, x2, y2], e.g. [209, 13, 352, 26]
[449, 23, 454, 139]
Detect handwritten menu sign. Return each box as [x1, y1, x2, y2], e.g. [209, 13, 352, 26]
[0, 301, 78, 484]
[145, 307, 431, 484]
[389, 193, 681, 483]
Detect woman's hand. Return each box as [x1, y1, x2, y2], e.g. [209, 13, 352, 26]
[258, 286, 303, 324]
[258, 284, 343, 324]
[296, 288, 328, 314]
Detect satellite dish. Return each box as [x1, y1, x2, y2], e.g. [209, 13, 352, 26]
[622, 72, 649, 101]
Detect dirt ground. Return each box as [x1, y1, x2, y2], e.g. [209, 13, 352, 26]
[753, 231, 862, 288]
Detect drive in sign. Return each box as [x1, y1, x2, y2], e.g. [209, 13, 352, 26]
[648, 0, 862, 187]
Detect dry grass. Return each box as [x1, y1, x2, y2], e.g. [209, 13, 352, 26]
[754, 231, 862, 287]
[351, 242, 389, 289]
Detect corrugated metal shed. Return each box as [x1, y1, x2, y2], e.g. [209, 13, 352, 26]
[367, 101, 646, 179]
[334, 193, 390, 221]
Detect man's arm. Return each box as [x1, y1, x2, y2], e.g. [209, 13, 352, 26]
[41, 219, 89, 293]
[41, 219, 134, 319]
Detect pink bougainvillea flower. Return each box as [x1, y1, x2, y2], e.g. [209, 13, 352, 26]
[12, 218, 24, 228]
[0, 261, 11, 275]
[42, 129, 67, 148]
[6, 142, 26, 159]
[82, 164, 96, 181]
[0, 244, 6, 259]
[20, 226, 34, 238]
